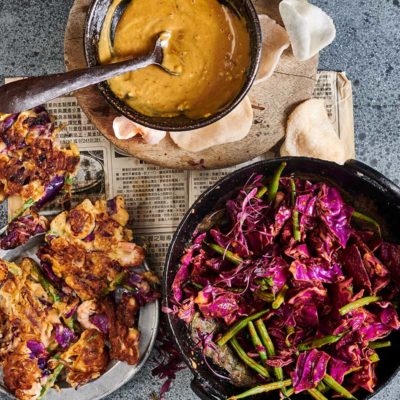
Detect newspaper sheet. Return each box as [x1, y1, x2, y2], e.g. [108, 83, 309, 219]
[6, 71, 355, 275]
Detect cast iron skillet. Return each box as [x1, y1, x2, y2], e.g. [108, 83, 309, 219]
[84, 0, 262, 132]
[163, 157, 400, 400]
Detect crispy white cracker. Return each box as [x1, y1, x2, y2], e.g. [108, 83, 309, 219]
[169, 96, 253, 153]
[280, 98, 346, 164]
[113, 116, 166, 145]
[279, 0, 336, 61]
[255, 14, 290, 84]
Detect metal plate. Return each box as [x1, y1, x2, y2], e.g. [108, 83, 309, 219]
[0, 234, 160, 400]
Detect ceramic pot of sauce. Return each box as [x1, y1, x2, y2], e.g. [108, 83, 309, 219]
[85, 0, 262, 131]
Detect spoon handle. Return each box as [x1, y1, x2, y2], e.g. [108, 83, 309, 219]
[0, 54, 155, 114]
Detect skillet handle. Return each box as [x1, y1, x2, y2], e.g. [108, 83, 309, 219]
[191, 376, 222, 400]
[345, 159, 400, 199]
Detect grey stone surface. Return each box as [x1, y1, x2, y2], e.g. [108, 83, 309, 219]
[0, 0, 399, 399]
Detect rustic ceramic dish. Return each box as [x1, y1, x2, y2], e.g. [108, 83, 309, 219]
[163, 157, 400, 400]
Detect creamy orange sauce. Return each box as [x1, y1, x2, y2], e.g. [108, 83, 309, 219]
[98, 0, 250, 119]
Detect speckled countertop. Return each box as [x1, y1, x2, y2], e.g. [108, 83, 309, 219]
[0, 0, 399, 399]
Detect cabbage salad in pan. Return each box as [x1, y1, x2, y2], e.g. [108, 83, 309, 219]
[0, 196, 160, 400]
[0, 107, 80, 250]
[170, 162, 400, 400]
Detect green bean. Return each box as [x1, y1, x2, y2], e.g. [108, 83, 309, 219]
[298, 333, 345, 351]
[285, 387, 294, 397]
[63, 316, 74, 331]
[255, 319, 275, 356]
[339, 296, 382, 316]
[256, 277, 273, 291]
[273, 366, 285, 384]
[38, 364, 64, 399]
[217, 309, 269, 346]
[292, 210, 301, 241]
[267, 162, 287, 203]
[289, 178, 301, 241]
[255, 291, 275, 303]
[110, 271, 127, 290]
[65, 175, 74, 186]
[289, 178, 296, 206]
[44, 280, 60, 303]
[230, 337, 270, 378]
[370, 340, 391, 349]
[248, 321, 267, 362]
[205, 242, 243, 265]
[317, 381, 328, 393]
[285, 326, 295, 347]
[272, 284, 288, 310]
[191, 281, 204, 290]
[31, 263, 60, 303]
[14, 198, 35, 218]
[228, 379, 292, 400]
[323, 374, 357, 399]
[308, 388, 329, 400]
[369, 353, 380, 363]
[102, 271, 128, 295]
[352, 211, 381, 236]
[345, 366, 362, 376]
[255, 319, 284, 381]
[7, 263, 21, 276]
[256, 186, 268, 199]
[23, 198, 35, 210]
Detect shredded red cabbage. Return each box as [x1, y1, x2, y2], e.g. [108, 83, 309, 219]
[0, 212, 48, 250]
[106, 198, 117, 215]
[169, 172, 400, 396]
[89, 314, 109, 334]
[55, 324, 76, 349]
[152, 322, 186, 400]
[126, 272, 161, 306]
[33, 175, 65, 211]
[292, 349, 330, 393]
[27, 340, 49, 370]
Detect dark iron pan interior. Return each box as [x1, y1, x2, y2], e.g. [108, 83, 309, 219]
[84, 0, 262, 132]
[163, 157, 400, 400]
